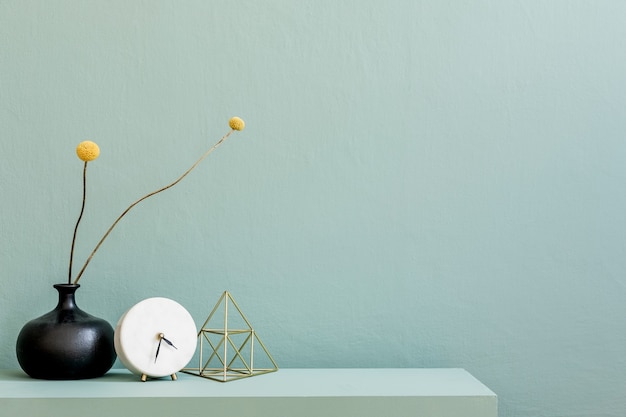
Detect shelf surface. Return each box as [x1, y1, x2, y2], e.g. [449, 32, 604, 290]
[0, 368, 497, 417]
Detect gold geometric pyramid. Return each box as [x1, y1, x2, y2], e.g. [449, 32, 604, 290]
[182, 291, 278, 382]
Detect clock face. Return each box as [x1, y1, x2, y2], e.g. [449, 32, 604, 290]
[114, 297, 197, 378]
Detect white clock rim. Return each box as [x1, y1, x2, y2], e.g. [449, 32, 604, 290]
[114, 297, 197, 378]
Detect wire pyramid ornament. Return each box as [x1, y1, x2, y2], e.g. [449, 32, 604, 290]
[182, 291, 278, 382]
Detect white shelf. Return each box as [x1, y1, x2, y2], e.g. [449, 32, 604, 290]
[0, 368, 497, 417]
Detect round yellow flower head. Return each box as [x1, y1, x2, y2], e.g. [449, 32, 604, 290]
[229, 116, 245, 131]
[76, 140, 100, 162]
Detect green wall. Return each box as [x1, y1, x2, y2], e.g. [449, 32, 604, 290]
[2, 1, 625, 416]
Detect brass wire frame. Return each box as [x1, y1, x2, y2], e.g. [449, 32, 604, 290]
[182, 291, 278, 382]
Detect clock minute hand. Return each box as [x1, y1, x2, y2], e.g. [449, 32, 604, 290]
[161, 335, 178, 350]
[154, 335, 163, 363]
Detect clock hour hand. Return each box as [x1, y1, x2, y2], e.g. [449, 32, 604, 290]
[161, 335, 178, 350]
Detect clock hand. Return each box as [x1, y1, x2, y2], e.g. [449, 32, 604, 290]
[161, 335, 178, 350]
[154, 334, 163, 363]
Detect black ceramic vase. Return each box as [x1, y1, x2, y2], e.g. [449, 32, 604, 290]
[16, 284, 117, 380]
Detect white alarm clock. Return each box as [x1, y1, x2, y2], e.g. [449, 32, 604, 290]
[114, 297, 198, 381]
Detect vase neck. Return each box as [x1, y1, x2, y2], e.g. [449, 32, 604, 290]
[53, 284, 80, 310]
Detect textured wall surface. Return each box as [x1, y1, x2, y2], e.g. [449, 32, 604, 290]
[2, 1, 626, 416]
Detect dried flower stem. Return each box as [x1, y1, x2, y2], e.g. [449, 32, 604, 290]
[73, 129, 235, 284]
[68, 162, 89, 284]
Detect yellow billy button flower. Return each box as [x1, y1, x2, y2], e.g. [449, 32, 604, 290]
[229, 117, 245, 131]
[76, 141, 100, 162]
